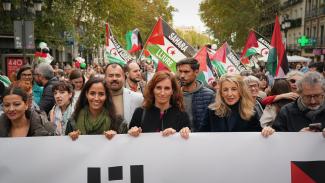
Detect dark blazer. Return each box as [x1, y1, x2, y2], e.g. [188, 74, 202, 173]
[129, 106, 190, 132]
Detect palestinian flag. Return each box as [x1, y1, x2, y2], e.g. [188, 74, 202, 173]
[142, 17, 196, 72]
[241, 31, 259, 64]
[266, 16, 289, 77]
[291, 161, 325, 183]
[195, 46, 216, 84]
[210, 42, 247, 76]
[126, 28, 143, 53]
[104, 22, 134, 65]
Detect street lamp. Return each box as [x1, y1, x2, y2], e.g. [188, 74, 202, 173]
[281, 14, 292, 49]
[1, 0, 43, 63]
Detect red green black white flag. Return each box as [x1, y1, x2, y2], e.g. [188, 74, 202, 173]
[266, 16, 289, 77]
[126, 28, 143, 53]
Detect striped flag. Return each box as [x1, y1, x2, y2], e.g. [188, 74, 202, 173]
[142, 17, 196, 72]
[266, 16, 289, 77]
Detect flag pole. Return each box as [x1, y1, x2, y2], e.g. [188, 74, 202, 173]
[136, 17, 162, 63]
[251, 28, 271, 43]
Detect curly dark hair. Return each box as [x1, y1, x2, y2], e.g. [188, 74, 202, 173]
[143, 71, 185, 111]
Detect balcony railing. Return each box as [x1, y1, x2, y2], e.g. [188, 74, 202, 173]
[281, 0, 303, 9]
[305, 8, 318, 18]
[288, 18, 302, 29]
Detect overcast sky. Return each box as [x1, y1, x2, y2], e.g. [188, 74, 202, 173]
[169, 0, 207, 32]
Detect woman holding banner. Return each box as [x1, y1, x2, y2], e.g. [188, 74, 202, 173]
[128, 71, 190, 139]
[0, 86, 54, 137]
[65, 77, 125, 140]
[202, 74, 262, 132]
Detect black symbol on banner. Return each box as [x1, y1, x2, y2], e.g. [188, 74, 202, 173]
[87, 165, 144, 183]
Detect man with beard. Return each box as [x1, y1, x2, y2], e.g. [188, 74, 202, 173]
[125, 61, 145, 93]
[36, 63, 59, 115]
[176, 58, 215, 132]
[273, 71, 325, 132]
[105, 63, 143, 124]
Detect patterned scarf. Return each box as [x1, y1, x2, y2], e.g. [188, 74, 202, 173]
[297, 97, 325, 122]
[53, 103, 74, 136]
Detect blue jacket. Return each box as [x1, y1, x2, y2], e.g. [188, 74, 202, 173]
[184, 81, 215, 132]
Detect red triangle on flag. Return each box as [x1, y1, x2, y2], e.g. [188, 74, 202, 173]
[143, 49, 151, 57]
[212, 43, 227, 63]
[147, 18, 165, 45]
[241, 31, 258, 64]
[195, 47, 208, 72]
[291, 162, 315, 183]
[156, 61, 170, 72]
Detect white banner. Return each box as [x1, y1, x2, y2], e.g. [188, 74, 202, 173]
[0, 133, 325, 183]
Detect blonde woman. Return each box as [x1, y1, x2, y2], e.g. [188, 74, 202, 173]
[202, 74, 261, 132]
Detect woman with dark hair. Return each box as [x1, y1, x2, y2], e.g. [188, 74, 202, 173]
[65, 77, 124, 140]
[49, 81, 75, 135]
[128, 71, 190, 139]
[69, 69, 85, 104]
[0, 86, 54, 137]
[202, 74, 261, 132]
[260, 79, 295, 135]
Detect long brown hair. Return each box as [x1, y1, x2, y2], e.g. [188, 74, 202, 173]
[143, 71, 185, 111]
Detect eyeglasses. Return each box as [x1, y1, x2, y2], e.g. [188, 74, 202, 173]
[302, 93, 325, 101]
[248, 84, 259, 89]
[288, 79, 296, 84]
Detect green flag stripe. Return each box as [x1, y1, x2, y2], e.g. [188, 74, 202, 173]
[147, 44, 177, 72]
[266, 48, 278, 76]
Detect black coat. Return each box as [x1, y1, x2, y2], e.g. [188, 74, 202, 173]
[129, 106, 190, 132]
[202, 103, 262, 132]
[39, 77, 59, 115]
[273, 100, 325, 132]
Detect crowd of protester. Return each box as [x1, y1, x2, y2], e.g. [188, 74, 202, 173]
[1, 58, 325, 139]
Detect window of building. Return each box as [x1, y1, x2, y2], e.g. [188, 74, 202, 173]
[313, 26, 317, 38]
[321, 25, 324, 45]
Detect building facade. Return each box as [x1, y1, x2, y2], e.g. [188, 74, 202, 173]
[280, 0, 305, 55]
[304, 0, 325, 61]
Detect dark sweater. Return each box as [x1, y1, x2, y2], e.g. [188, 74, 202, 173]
[129, 106, 190, 132]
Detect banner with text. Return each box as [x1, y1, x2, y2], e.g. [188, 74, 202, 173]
[0, 133, 325, 183]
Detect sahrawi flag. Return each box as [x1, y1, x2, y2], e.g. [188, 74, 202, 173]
[266, 16, 289, 77]
[104, 22, 134, 65]
[143, 17, 196, 72]
[126, 28, 143, 53]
